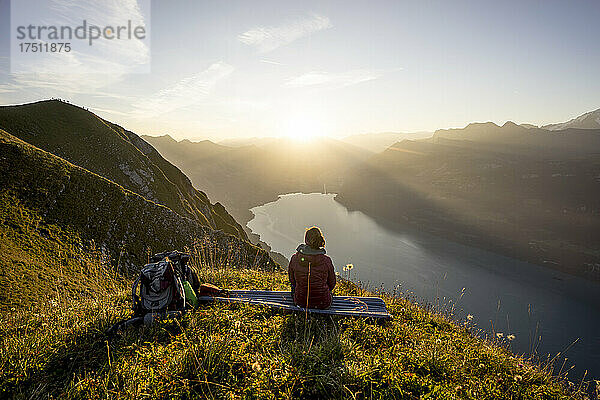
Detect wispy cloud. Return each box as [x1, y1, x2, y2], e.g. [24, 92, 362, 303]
[131, 62, 234, 116]
[1, 0, 149, 95]
[0, 86, 17, 94]
[239, 14, 331, 53]
[260, 59, 286, 66]
[285, 69, 383, 89]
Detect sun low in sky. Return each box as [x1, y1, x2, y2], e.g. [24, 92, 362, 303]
[0, 0, 599, 142]
[281, 113, 330, 142]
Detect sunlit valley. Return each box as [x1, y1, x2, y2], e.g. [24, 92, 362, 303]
[145, 108, 600, 385]
[1, 1, 599, 398]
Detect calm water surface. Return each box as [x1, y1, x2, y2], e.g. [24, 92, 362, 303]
[247, 193, 600, 379]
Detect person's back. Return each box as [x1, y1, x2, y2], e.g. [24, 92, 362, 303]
[288, 227, 336, 309]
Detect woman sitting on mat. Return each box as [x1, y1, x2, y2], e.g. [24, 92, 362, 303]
[288, 226, 336, 309]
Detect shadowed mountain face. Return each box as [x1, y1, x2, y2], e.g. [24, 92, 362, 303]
[0, 100, 247, 239]
[218, 137, 277, 148]
[431, 121, 600, 156]
[542, 108, 600, 131]
[0, 129, 275, 275]
[341, 131, 433, 153]
[143, 135, 372, 228]
[337, 123, 600, 279]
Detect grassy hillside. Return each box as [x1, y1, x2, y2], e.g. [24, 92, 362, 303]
[0, 129, 275, 273]
[0, 190, 124, 311]
[1, 265, 592, 399]
[0, 100, 247, 239]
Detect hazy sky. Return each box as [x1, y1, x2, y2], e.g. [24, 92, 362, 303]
[1, 0, 599, 141]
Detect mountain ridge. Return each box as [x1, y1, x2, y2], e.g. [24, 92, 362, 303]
[431, 120, 600, 156]
[341, 131, 433, 153]
[0, 128, 275, 276]
[0, 100, 247, 239]
[542, 108, 600, 130]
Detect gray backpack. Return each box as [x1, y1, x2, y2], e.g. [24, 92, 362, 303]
[132, 259, 185, 315]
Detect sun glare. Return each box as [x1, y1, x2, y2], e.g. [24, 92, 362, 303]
[281, 115, 326, 142]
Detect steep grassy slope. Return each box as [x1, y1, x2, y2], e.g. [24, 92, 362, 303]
[0, 190, 124, 311]
[0, 100, 246, 238]
[0, 130, 275, 274]
[1, 266, 591, 399]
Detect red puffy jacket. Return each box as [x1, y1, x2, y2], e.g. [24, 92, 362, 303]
[288, 245, 336, 309]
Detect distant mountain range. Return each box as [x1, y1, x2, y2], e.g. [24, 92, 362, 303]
[0, 100, 274, 274]
[143, 135, 372, 234]
[341, 131, 433, 153]
[337, 119, 600, 279]
[338, 107, 600, 153]
[218, 137, 279, 148]
[217, 132, 434, 153]
[431, 121, 600, 156]
[215, 107, 600, 154]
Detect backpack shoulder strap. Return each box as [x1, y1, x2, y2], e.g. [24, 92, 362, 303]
[131, 275, 141, 310]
